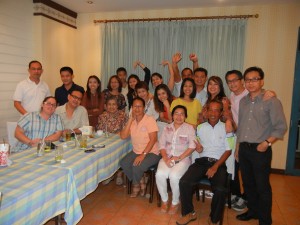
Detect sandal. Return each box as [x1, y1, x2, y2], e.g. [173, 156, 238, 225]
[130, 184, 140, 198]
[168, 203, 179, 215]
[161, 201, 169, 213]
[140, 176, 147, 197]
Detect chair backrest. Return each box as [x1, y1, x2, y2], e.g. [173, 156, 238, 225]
[6, 122, 17, 147]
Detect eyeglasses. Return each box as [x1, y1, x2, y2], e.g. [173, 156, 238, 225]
[244, 77, 262, 83]
[44, 102, 57, 108]
[226, 78, 241, 84]
[71, 94, 82, 101]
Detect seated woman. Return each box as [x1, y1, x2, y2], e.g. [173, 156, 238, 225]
[156, 105, 196, 214]
[97, 96, 128, 134]
[14, 96, 63, 151]
[81, 75, 102, 128]
[120, 97, 161, 197]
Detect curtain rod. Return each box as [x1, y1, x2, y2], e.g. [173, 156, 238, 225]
[94, 14, 258, 23]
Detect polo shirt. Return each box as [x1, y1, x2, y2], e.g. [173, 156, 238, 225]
[55, 104, 89, 130]
[130, 114, 159, 155]
[55, 83, 85, 106]
[13, 78, 51, 113]
[230, 89, 248, 125]
[195, 88, 208, 106]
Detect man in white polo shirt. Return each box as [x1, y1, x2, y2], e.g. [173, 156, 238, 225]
[13, 60, 51, 115]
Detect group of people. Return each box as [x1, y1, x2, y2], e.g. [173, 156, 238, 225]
[12, 53, 287, 225]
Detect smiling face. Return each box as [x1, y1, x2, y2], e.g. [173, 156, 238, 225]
[157, 88, 168, 102]
[132, 99, 145, 118]
[68, 90, 82, 108]
[172, 107, 186, 126]
[60, 71, 73, 86]
[106, 99, 118, 114]
[207, 101, 222, 126]
[136, 88, 149, 101]
[128, 77, 138, 89]
[151, 75, 163, 88]
[194, 71, 207, 87]
[226, 73, 244, 94]
[41, 97, 57, 116]
[183, 80, 194, 97]
[88, 77, 100, 93]
[207, 80, 220, 98]
[110, 77, 120, 91]
[117, 71, 127, 85]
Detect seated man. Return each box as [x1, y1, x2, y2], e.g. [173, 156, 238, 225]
[14, 96, 63, 152]
[176, 100, 231, 225]
[55, 89, 89, 134]
[55, 66, 84, 106]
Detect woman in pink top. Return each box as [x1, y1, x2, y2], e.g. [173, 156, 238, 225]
[120, 97, 161, 197]
[156, 105, 196, 214]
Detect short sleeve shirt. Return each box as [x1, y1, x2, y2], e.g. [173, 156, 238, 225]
[15, 112, 64, 151]
[55, 104, 89, 130]
[13, 78, 51, 113]
[130, 114, 159, 155]
[55, 83, 85, 106]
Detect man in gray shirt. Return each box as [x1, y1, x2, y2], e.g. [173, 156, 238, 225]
[236, 67, 287, 225]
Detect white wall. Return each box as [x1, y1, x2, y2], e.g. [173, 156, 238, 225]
[0, 0, 36, 140]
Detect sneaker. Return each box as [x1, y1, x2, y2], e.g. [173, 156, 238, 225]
[205, 190, 214, 199]
[232, 198, 247, 212]
[176, 212, 197, 225]
[102, 176, 113, 185]
[227, 195, 239, 206]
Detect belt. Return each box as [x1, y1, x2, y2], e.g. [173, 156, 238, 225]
[240, 142, 259, 147]
[202, 157, 218, 162]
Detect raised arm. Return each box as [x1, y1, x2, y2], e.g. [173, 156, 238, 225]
[189, 53, 199, 71]
[172, 53, 182, 83]
[134, 61, 151, 85]
[161, 60, 175, 91]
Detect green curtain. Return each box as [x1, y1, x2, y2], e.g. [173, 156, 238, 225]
[100, 19, 247, 94]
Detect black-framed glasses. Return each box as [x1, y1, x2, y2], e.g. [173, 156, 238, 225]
[44, 102, 57, 108]
[244, 77, 262, 83]
[70, 94, 82, 101]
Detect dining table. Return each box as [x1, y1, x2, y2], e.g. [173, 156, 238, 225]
[0, 133, 132, 225]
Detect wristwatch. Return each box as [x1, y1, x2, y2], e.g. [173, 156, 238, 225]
[265, 140, 272, 146]
[142, 152, 147, 155]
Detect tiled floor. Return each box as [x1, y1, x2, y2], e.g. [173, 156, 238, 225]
[45, 174, 300, 225]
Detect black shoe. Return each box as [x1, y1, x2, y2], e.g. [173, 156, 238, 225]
[236, 211, 258, 221]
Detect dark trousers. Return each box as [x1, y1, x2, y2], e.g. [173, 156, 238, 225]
[179, 157, 228, 223]
[239, 142, 272, 225]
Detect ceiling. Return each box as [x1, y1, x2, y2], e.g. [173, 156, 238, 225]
[52, 0, 297, 14]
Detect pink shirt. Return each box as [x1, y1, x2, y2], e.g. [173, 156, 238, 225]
[230, 89, 248, 125]
[130, 114, 159, 155]
[159, 122, 196, 163]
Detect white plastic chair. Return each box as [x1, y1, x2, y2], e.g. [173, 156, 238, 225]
[6, 122, 17, 148]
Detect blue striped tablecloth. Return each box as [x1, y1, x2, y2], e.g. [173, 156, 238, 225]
[0, 163, 82, 225]
[4, 134, 132, 224]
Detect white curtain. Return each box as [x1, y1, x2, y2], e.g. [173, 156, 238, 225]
[100, 19, 247, 94]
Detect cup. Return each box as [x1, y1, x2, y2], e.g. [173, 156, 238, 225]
[44, 140, 52, 153]
[37, 141, 44, 156]
[55, 146, 63, 162]
[0, 143, 10, 166]
[79, 135, 88, 149]
[89, 127, 95, 138]
[65, 130, 71, 141]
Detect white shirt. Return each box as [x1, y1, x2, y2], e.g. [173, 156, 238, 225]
[195, 88, 207, 106]
[55, 104, 89, 130]
[145, 99, 159, 120]
[230, 89, 248, 125]
[13, 78, 51, 113]
[173, 80, 182, 97]
[196, 121, 230, 160]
